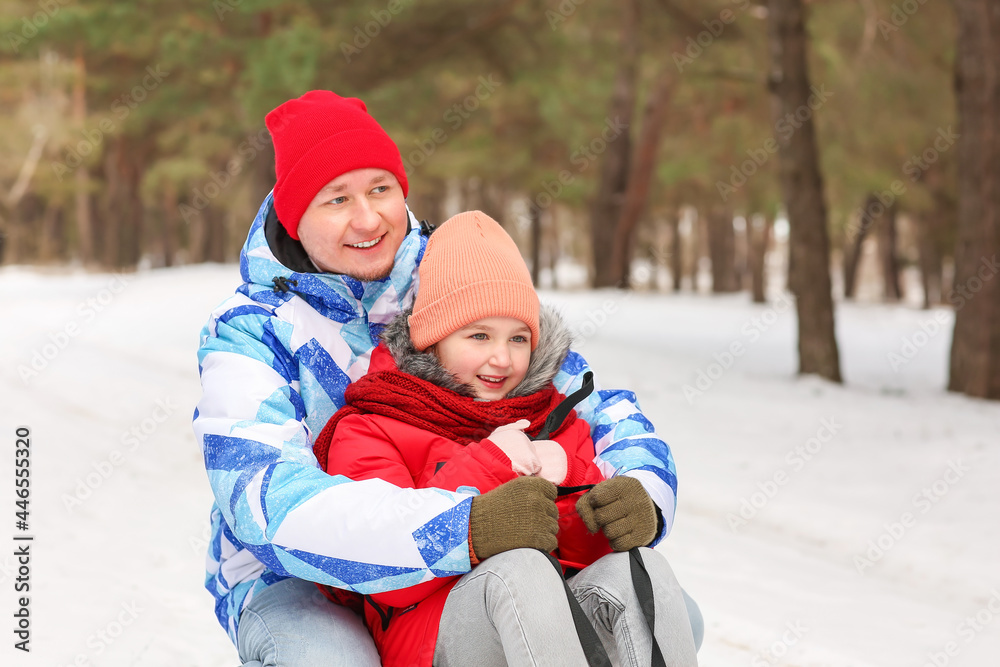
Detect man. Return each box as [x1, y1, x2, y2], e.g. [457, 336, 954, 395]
[194, 91, 696, 666]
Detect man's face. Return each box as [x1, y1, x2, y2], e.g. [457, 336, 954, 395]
[296, 168, 408, 281]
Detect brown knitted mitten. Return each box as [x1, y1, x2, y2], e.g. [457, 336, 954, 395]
[576, 476, 657, 551]
[469, 476, 559, 560]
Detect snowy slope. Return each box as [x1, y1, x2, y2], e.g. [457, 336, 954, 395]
[0, 265, 997, 667]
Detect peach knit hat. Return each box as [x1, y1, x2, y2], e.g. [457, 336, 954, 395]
[409, 211, 540, 352]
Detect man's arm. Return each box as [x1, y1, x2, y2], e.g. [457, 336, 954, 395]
[552, 349, 678, 544]
[194, 295, 474, 594]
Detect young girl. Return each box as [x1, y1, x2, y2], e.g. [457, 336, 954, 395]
[312, 211, 698, 667]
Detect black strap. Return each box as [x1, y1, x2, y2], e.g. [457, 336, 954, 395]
[555, 483, 596, 497]
[542, 551, 611, 666]
[532, 371, 595, 441]
[629, 548, 666, 667]
[363, 595, 394, 632]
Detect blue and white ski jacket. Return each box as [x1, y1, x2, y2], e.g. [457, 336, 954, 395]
[194, 194, 679, 644]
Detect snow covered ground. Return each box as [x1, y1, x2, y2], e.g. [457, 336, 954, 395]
[1, 264, 997, 667]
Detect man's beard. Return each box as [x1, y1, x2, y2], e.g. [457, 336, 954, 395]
[345, 263, 393, 282]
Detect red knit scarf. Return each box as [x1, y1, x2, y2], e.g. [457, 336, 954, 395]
[312, 370, 573, 471]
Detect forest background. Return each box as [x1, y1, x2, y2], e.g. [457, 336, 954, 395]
[0, 0, 997, 399]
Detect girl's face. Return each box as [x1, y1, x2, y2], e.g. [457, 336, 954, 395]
[433, 317, 532, 401]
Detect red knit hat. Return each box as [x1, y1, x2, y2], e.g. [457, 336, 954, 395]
[265, 91, 409, 240]
[409, 211, 540, 351]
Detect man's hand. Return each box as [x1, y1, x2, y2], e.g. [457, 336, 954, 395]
[469, 477, 559, 560]
[576, 476, 657, 551]
[487, 420, 542, 476]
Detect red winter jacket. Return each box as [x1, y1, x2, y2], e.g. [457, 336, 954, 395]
[322, 350, 611, 667]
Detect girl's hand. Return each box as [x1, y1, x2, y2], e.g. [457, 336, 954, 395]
[487, 420, 542, 476]
[531, 440, 568, 485]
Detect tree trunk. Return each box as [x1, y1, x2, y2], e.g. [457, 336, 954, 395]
[609, 69, 673, 288]
[644, 241, 661, 291]
[707, 205, 739, 293]
[251, 129, 277, 208]
[589, 0, 638, 287]
[735, 215, 749, 291]
[843, 194, 879, 299]
[408, 178, 446, 226]
[73, 48, 94, 266]
[749, 214, 773, 303]
[38, 198, 63, 263]
[1, 122, 48, 264]
[102, 140, 122, 269]
[461, 177, 484, 213]
[205, 206, 227, 263]
[948, 0, 1000, 399]
[546, 207, 559, 290]
[100, 135, 146, 269]
[917, 160, 955, 307]
[478, 180, 505, 222]
[687, 210, 704, 291]
[767, 0, 842, 382]
[530, 204, 542, 287]
[162, 183, 179, 267]
[187, 203, 207, 264]
[877, 202, 902, 301]
[125, 154, 145, 268]
[668, 212, 682, 292]
[2, 210, 24, 264]
[915, 211, 944, 309]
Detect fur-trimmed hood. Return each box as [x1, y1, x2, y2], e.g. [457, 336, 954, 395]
[380, 304, 573, 399]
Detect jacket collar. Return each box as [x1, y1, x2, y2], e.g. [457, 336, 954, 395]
[379, 304, 573, 398]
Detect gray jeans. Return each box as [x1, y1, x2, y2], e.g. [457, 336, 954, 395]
[433, 548, 700, 667]
[237, 578, 381, 667]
